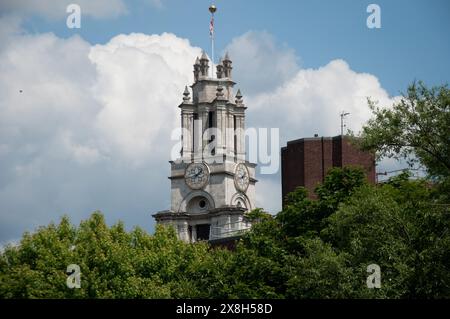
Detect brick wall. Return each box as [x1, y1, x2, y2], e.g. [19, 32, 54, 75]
[281, 136, 375, 203]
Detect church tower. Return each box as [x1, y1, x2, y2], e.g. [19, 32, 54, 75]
[152, 52, 257, 243]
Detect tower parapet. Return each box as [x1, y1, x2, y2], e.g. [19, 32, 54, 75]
[191, 53, 237, 104]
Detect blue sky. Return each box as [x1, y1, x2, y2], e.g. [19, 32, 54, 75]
[0, 0, 449, 245]
[23, 0, 450, 95]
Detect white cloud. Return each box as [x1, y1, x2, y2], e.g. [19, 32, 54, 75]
[61, 132, 102, 165]
[224, 31, 299, 95]
[0, 21, 200, 242]
[0, 15, 24, 44]
[0, 0, 128, 19]
[89, 32, 200, 165]
[247, 59, 396, 142]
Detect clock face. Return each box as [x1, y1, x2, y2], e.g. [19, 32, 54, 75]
[185, 162, 210, 190]
[234, 163, 250, 192]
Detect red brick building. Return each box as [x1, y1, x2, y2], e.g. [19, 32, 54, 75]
[281, 135, 375, 201]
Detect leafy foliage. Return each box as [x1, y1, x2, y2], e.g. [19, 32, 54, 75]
[1, 167, 448, 299]
[0, 213, 214, 298]
[360, 81, 450, 179]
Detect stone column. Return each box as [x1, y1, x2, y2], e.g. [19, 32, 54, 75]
[237, 215, 243, 231]
[193, 114, 202, 162]
[236, 115, 245, 161]
[181, 112, 192, 160]
[177, 222, 189, 242]
[191, 225, 197, 243]
[216, 107, 226, 156]
[226, 113, 234, 157]
[226, 215, 232, 236]
[201, 110, 208, 156]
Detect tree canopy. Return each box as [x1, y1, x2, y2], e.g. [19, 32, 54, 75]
[359, 81, 450, 180]
[1, 168, 448, 298]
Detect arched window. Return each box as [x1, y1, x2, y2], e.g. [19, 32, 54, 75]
[186, 196, 210, 214]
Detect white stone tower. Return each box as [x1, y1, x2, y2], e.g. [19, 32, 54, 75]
[152, 52, 257, 243]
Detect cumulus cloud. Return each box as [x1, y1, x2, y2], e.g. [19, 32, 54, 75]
[247, 59, 396, 142]
[0, 15, 24, 44]
[89, 33, 199, 165]
[0, 21, 200, 244]
[224, 31, 299, 95]
[0, 0, 128, 19]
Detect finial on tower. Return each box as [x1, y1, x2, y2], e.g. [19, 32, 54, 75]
[235, 89, 244, 105]
[193, 57, 201, 82]
[199, 51, 210, 77]
[222, 52, 232, 79]
[183, 86, 191, 102]
[216, 84, 226, 100]
[209, 4, 217, 14]
[201, 51, 209, 61]
[216, 57, 224, 78]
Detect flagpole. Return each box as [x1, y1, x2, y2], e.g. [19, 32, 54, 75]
[209, 4, 216, 78]
[211, 32, 214, 77]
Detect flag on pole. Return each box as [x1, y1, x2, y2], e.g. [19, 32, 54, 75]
[209, 15, 214, 38]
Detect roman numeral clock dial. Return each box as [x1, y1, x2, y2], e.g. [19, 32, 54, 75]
[184, 162, 210, 190]
[234, 163, 250, 192]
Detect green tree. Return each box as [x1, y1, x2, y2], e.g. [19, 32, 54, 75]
[325, 175, 450, 298]
[1, 168, 449, 299]
[0, 212, 214, 298]
[277, 167, 367, 240]
[283, 238, 357, 299]
[360, 81, 450, 180]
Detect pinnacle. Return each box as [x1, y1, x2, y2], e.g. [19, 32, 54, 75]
[183, 86, 190, 101]
[200, 51, 209, 61]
